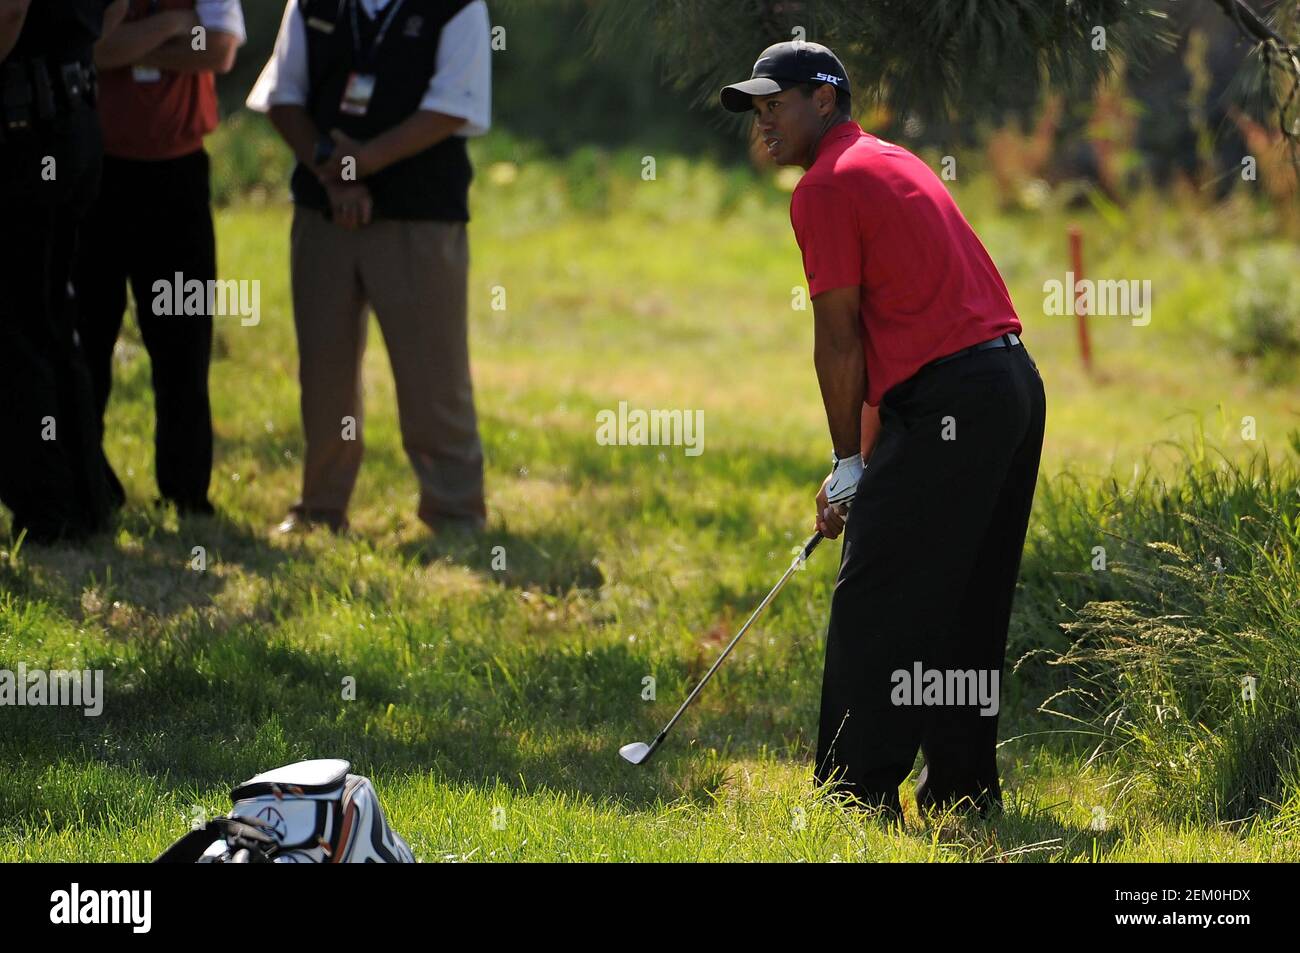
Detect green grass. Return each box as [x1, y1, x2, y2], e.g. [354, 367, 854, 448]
[1, 143, 1299, 861]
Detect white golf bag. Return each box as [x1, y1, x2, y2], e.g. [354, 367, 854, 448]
[156, 759, 415, 863]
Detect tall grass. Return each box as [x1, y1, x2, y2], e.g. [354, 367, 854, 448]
[1021, 440, 1300, 824]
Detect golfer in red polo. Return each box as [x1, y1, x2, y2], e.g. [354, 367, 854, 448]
[722, 41, 1046, 821]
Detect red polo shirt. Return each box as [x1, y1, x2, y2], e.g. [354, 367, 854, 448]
[97, 0, 219, 161]
[790, 121, 1022, 407]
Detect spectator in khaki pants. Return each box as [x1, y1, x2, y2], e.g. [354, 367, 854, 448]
[246, 0, 490, 535]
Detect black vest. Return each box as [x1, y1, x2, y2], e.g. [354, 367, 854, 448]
[8, 0, 110, 62]
[292, 0, 474, 222]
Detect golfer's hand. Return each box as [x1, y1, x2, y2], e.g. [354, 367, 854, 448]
[326, 182, 373, 230]
[816, 478, 848, 539]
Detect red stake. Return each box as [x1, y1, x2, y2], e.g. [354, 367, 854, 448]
[1069, 225, 1094, 375]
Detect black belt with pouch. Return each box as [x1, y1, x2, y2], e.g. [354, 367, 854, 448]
[1, 59, 98, 141]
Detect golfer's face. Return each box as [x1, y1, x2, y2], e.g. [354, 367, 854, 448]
[752, 89, 813, 165]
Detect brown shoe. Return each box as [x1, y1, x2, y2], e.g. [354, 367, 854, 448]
[274, 508, 349, 535]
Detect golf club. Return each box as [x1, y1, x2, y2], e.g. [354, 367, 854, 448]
[619, 528, 826, 765]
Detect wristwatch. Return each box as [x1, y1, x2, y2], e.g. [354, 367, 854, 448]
[313, 135, 335, 167]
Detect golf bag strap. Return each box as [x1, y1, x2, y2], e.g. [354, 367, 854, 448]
[217, 816, 280, 862]
[154, 816, 281, 864]
[153, 827, 220, 864]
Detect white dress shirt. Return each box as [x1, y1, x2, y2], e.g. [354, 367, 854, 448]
[245, 0, 492, 137]
[196, 0, 247, 43]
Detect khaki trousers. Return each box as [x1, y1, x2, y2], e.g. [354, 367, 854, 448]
[289, 207, 485, 527]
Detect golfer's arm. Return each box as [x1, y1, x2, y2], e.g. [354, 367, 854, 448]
[94, 11, 185, 69]
[138, 30, 238, 74]
[0, 0, 32, 63]
[269, 104, 324, 168]
[357, 109, 466, 176]
[812, 286, 867, 458]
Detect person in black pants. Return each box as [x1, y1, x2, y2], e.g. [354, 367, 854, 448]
[73, 0, 244, 516]
[720, 42, 1047, 821]
[75, 152, 217, 513]
[816, 342, 1046, 819]
[0, 0, 127, 543]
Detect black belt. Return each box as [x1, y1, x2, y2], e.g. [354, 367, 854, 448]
[1, 59, 97, 140]
[923, 332, 1021, 371]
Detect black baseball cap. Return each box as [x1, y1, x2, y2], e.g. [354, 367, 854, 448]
[720, 40, 850, 113]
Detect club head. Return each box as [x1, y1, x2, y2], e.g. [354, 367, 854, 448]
[619, 741, 652, 765]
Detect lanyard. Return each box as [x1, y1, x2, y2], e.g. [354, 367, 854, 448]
[349, 0, 408, 71]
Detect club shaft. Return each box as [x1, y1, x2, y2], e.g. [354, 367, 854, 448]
[651, 531, 823, 749]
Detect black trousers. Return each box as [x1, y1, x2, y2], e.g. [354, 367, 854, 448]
[0, 111, 117, 543]
[74, 149, 215, 512]
[814, 339, 1046, 818]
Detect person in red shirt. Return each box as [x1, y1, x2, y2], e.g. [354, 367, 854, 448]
[722, 41, 1047, 823]
[74, 0, 245, 516]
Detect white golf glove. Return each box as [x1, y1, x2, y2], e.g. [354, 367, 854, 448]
[824, 450, 864, 507]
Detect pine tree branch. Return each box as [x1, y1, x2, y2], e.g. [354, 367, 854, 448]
[1209, 0, 1300, 147]
[1211, 0, 1293, 49]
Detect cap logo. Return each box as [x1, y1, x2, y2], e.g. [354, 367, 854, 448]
[813, 72, 842, 86]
